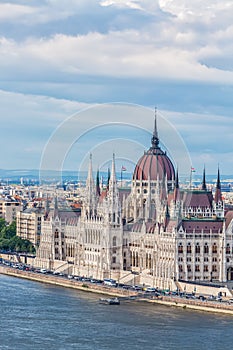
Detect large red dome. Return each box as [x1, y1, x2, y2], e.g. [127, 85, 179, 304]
[133, 116, 175, 182]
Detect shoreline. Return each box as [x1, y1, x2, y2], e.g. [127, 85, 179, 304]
[1, 266, 233, 316]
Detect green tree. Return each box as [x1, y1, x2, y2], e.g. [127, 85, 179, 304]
[0, 220, 35, 253]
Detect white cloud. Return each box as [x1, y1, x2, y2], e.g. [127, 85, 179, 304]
[0, 3, 37, 21]
[0, 0, 102, 24]
[0, 0, 232, 84]
[0, 29, 232, 85]
[0, 0, 232, 174]
[100, 0, 159, 13]
[158, 0, 233, 22]
[100, 0, 143, 10]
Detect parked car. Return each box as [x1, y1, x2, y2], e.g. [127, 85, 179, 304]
[103, 278, 116, 287]
[145, 287, 156, 293]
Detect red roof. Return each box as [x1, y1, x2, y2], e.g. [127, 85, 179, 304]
[225, 211, 233, 229]
[182, 191, 213, 208]
[133, 149, 175, 182]
[182, 220, 223, 233]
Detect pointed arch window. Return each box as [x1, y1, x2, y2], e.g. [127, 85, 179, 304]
[178, 243, 183, 254]
[195, 243, 200, 254]
[187, 243, 192, 254]
[212, 243, 217, 254]
[204, 243, 209, 254]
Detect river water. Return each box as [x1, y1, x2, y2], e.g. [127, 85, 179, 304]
[0, 275, 232, 350]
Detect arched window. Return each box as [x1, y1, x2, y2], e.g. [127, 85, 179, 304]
[178, 243, 183, 254]
[212, 265, 217, 272]
[187, 243, 192, 254]
[226, 243, 230, 254]
[195, 243, 200, 254]
[112, 236, 117, 247]
[54, 229, 59, 239]
[212, 243, 217, 254]
[204, 243, 209, 254]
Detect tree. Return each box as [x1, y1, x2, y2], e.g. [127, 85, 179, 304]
[0, 220, 35, 253]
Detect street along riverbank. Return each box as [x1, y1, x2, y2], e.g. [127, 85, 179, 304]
[1, 265, 233, 315]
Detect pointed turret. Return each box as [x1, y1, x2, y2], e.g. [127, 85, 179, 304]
[107, 153, 120, 225]
[108, 153, 117, 195]
[174, 168, 180, 202]
[107, 167, 111, 190]
[215, 167, 222, 202]
[86, 153, 93, 185]
[164, 202, 170, 229]
[202, 167, 207, 190]
[85, 153, 96, 215]
[96, 169, 100, 196]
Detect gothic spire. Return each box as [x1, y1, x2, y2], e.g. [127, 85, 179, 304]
[151, 107, 159, 149]
[110, 153, 116, 183]
[87, 153, 93, 184]
[96, 168, 100, 196]
[107, 167, 111, 190]
[215, 167, 222, 202]
[202, 167, 207, 190]
[174, 168, 180, 202]
[85, 153, 95, 215]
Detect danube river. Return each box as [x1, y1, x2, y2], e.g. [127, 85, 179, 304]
[0, 275, 233, 350]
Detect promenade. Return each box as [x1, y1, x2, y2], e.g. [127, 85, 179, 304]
[1, 265, 233, 315]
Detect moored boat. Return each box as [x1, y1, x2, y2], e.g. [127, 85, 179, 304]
[99, 297, 120, 305]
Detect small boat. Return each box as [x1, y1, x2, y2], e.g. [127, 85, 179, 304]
[99, 297, 120, 305]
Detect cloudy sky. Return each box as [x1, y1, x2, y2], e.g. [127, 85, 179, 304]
[0, 0, 233, 175]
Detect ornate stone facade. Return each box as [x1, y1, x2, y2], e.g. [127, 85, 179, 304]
[35, 116, 233, 289]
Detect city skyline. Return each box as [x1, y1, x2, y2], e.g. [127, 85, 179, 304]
[0, 1, 232, 173]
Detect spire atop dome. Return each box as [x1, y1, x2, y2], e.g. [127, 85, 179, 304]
[151, 107, 159, 149]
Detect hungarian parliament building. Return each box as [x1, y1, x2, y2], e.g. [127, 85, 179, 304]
[31, 117, 233, 289]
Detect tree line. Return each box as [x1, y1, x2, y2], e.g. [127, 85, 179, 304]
[0, 218, 35, 253]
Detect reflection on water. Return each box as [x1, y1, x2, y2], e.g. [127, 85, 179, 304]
[0, 275, 232, 350]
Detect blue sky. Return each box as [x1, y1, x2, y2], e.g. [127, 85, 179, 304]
[0, 0, 233, 175]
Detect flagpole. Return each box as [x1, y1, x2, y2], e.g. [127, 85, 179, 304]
[121, 170, 122, 187]
[190, 167, 195, 189]
[190, 168, 192, 189]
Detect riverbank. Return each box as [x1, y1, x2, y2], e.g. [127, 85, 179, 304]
[1, 265, 233, 315]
